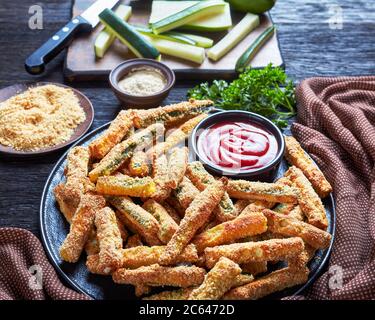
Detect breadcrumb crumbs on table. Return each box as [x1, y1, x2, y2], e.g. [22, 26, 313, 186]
[0, 84, 86, 151]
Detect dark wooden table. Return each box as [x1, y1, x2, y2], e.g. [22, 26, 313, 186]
[0, 0, 374, 237]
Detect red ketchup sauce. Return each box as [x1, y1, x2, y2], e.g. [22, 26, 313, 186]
[197, 121, 278, 171]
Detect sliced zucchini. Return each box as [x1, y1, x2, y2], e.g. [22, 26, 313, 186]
[235, 25, 276, 72]
[142, 34, 206, 64]
[135, 26, 197, 46]
[180, 33, 214, 48]
[149, 1, 232, 32]
[207, 13, 260, 61]
[99, 8, 160, 59]
[150, 0, 226, 35]
[94, 5, 132, 58]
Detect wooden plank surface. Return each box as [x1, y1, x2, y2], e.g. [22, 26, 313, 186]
[65, 0, 283, 81]
[0, 0, 374, 236]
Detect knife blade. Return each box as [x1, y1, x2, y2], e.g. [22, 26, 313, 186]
[25, 0, 119, 75]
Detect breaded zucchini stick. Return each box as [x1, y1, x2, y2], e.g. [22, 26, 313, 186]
[204, 237, 304, 269]
[128, 151, 151, 177]
[89, 123, 164, 182]
[241, 261, 268, 276]
[121, 244, 198, 268]
[89, 110, 134, 159]
[285, 136, 332, 198]
[193, 212, 268, 252]
[285, 166, 328, 229]
[85, 228, 100, 256]
[135, 285, 152, 297]
[262, 209, 332, 249]
[161, 201, 181, 224]
[132, 99, 212, 129]
[287, 244, 316, 270]
[167, 147, 188, 189]
[60, 194, 106, 263]
[125, 234, 143, 248]
[189, 257, 242, 300]
[274, 202, 296, 215]
[168, 177, 199, 213]
[227, 180, 299, 204]
[186, 162, 236, 222]
[223, 266, 309, 300]
[151, 154, 172, 202]
[96, 174, 156, 197]
[142, 199, 178, 243]
[233, 200, 252, 216]
[150, 113, 208, 157]
[239, 200, 274, 217]
[112, 264, 206, 288]
[288, 205, 304, 221]
[109, 196, 162, 246]
[95, 207, 123, 270]
[86, 254, 112, 275]
[160, 178, 227, 265]
[55, 146, 92, 223]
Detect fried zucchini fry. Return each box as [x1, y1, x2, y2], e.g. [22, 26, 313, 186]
[161, 201, 181, 224]
[89, 110, 134, 159]
[204, 237, 304, 268]
[262, 209, 332, 249]
[54, 146, 92, 223]
[288, 205, 304, 221]
[95, 207, 123, 270]
[160, 178, 227, 265]
[86, 254, 112, 275]
[189, 257, 242, 300]
[193, 212, 268, 252]
[116, 216, 129, 243]
[274, 203, 295, 215]
[232, 274, 254, 288]
[112, 264, 206, 288]
[143, 199, 178, 243]
[233, 200, 252, 216]
[285, 136, 332, 198]
[60, 194, 106, 263]
[135, 285, 152, 297]
[128, 151, 151, 177]
[54, 184, 81, 224]
[167, 147, 188, 189]
[150, 113, 208, 158]
[169, 177, 199, 212]
[144, 288, 194, 300]
[89, 123, 164, 182]
[132, 99, 212, 129]
[96, 174, 156, 197]
[239, 200, 274, 217]
[287, 244, 316, 270]
[227, 180, 299, 203]
[223, 266, 309, 300]
[186, 162, 235, 222]
[125, 234, 143, 248]
[151, 154, 172, 202]
[241, 261, 268, 276]
[109, 196, 162, 246]
[285, 166, 328, 229]
[121, 244, 198, 268]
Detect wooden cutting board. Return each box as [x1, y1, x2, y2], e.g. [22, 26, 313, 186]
[65, 0, 284, 81]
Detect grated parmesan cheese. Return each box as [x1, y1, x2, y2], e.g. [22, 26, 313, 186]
[0, 84, 86, 151]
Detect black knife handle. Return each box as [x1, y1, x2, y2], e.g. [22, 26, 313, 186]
[25, 16, 92, 75]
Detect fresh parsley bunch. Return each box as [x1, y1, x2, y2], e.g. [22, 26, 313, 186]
[187, 64, 296, 128]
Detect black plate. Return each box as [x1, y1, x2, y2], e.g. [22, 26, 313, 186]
[40, 122, 336, 300]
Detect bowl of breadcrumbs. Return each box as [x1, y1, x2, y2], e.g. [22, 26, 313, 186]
[0, 82, 94, 157]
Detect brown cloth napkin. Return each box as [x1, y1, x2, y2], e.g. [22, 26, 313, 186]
[0, 227, 90, 300]
[291, 76, 375, 299]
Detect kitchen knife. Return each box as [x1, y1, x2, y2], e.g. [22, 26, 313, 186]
[25, 0, 119, 75]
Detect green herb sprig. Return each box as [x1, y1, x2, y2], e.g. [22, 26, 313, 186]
[187, 64, 296, 128]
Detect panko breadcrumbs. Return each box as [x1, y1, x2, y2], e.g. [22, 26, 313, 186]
[0, 84, 86, 151]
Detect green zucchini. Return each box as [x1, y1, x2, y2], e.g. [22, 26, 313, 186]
[94, 5, 132, 58]
[235, 25, 275, 73]
[149, 1, 232, 32]
[180, 33, 214, 48]
[207, 13, 260, 61]
[142, 34, 206, 64]
[99, 9, 160, 60]
[150, 0, 226, 35]
[134, 26, 197, 46]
